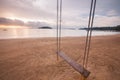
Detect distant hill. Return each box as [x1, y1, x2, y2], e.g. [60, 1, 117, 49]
[79, 25, 120, 31]
[38, 26, 52, 29]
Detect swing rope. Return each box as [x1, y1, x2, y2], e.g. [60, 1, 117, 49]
[82, 0, 96, 79]
[83, 0, 96, 69]
[56, 0, 59, 60]
[56, 0, 97, 78]
[56, 0, 62, 60]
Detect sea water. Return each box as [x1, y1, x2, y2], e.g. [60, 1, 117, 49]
[0, 28, 119, 39]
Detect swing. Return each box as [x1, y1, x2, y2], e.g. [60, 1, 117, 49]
[56, 0, 96, 78]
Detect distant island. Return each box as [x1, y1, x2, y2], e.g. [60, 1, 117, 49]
[38, 26, 52, 29]
[80, 25, 120, 32]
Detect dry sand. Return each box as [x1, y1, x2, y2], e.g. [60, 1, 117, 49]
[0, 34, 120, 80]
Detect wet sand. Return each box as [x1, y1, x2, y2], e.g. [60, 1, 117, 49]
[0, 34, 120, 80]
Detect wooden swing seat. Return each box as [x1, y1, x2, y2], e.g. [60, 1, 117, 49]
[56, 51, 90, 78]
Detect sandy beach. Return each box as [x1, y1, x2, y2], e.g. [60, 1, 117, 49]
[0, 34, 120, 80]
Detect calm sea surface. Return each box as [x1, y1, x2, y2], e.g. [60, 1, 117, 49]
[0, 29, 119, 39]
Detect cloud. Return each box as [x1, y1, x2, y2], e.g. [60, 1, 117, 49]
[26, 21, 49, 28]
[0, 17, 49, 28]
[0, 0, 120, 28]
[107, 10, 118, 16]
[94, 15, 120, 26]
[95, 0, 120, 16]
[0, 0, 55, 20]
[0, 17, 24, 26]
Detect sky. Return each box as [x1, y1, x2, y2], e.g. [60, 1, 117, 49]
[0, 0, 120, 28]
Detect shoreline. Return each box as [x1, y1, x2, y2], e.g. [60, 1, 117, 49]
[0, 33, 120, 40]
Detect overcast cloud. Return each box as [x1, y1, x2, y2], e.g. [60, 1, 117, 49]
[0, 17, 48, 28]
[0, 0, 120, 28]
